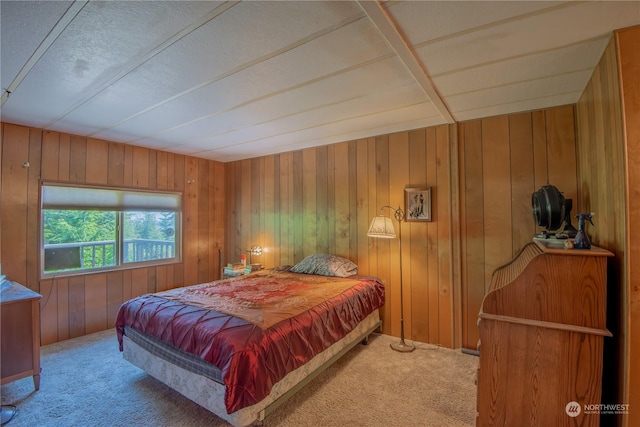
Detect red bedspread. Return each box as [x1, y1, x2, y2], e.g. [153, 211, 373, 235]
[115, 270, 385, 413]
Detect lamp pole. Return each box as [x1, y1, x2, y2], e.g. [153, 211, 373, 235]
[388, 206, 415, 352]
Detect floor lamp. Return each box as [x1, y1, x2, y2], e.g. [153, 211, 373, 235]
[367, 205, 415, 352]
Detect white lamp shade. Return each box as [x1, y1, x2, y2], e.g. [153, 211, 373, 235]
[367, 216, 396, 238]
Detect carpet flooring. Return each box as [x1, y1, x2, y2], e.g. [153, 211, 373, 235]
[1, 329, 478, 426]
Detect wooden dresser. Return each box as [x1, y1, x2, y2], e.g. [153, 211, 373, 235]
[476, 240, 612, 427]
[0, 281, 42, 390]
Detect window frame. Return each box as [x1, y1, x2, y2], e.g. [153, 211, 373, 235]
[40, 182, 182, 279]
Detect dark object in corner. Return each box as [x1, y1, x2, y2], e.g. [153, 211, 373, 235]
[1, 405, 17, 425]
[574, 212, 595, 249]
[531, 185, 577, 238]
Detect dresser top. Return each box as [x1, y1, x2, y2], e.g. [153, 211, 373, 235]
[533, 238, 614, 257]
[0, 281, 42, 304]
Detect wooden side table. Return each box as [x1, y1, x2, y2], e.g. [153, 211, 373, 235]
[0, 281, 42, 390]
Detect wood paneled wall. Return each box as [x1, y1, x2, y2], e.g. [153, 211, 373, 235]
[0, 123, 225, 345]
[226, 108, 580, 350]
[458, 105, 578, 349]
[617, 26, 640, 427]
[225, 126, 460, 348]
[575, 35, 628, 425]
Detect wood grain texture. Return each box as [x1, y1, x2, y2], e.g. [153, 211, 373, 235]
[576, 30, 632, 427]
[616, 25, 640, 427]
[458, 106, 579, 350]
[477, 244, 611, 427]
[224, 125, 457, 345]
[478, 320, 604, 427]
[0, 123, 225, 345]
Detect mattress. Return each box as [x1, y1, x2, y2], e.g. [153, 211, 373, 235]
[116, 269, 386, 414]
[122, 310, 381, 427]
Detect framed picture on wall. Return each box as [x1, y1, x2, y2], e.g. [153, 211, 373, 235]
[404, 187, 431, 222]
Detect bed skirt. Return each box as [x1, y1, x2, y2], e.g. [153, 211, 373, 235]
[122, 310, 381, 427]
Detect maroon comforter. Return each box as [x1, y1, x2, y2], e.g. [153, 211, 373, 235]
[115, 271, 385, 413]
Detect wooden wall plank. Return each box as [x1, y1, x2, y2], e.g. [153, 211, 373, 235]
[366, 138, 378, 280]
[212, 160, 224, 280]
[26, 128, 42, 291]
[292, 151, 304, 263]
[316, 146, 329, 254]
[262, 156, 275, 269]
[156, 151, 168, 190]
[334, 142, 350, 258]
[509, 113, 535, 256]
[272, 156, 281, 267]
[574, 29, 636, 426]
[86, 138, 108, 185]
[236, 159, 250, 261]
[69, 136, 86, 183]
[39, 279, 58, 345]
[41, 131, 59, 181]
[148, 150, 157, 189]
[132, 146, 150, 188]
[123, 145, 133, 187]
[348, 141, 358, 261]
[547, 105, 578, 202]
[280, 153, 294, 266]
[436, 125, 453, 348]
[617, 26, 640, 427]
[84, 273, 107, 334]
[58, 134, 70, 181]
[327, 145, 336, 256]
[408, 129, 429, 342]
[355, 139, 369, 275]
[481, 116, 513, 292]
[107, 142, 125, 186]
[302, 148, 317, 256]
[375, 136, 392, 335]
[425, 127, 439, 343]
[131, 268, 148, 299]
[198, 158, 210, 283]
[184, 157, 199, 286]
[1, 124, 29, 284]
[107, 271, 124, 326]
[56, 278, 69, 341]
[460, 120, 485, 349]
[68, 276, 85, 338]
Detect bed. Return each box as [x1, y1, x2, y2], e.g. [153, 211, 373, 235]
[115, 254, 385, 426]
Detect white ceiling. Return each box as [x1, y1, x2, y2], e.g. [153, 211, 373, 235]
[1, 1, 639, 162]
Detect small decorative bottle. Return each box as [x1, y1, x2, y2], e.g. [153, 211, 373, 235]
[574, 213, 595, 250]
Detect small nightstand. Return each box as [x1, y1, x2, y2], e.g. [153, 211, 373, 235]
[0, 281, 42, 390]
[222, 264, 263, 279]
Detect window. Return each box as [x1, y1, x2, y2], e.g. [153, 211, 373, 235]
[41, 183, 181, 277]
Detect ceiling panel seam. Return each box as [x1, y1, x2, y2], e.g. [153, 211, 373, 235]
[194, 99, 436, 153]
[444, 66, 595, 98]
[357, 0, 455, 123]
[164, 80, 421, 150]
[1, 1, 88, 107]
[43, 0, 240, 129]
[128, 52, 398, 145]
[88, 11, 368, 139]
[429, 34, 612, 79]
[455, 90, 581, 115]
[409, 1, 586, 50]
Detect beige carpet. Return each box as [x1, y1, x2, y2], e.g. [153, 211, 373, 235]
[1, 329, 478, 426]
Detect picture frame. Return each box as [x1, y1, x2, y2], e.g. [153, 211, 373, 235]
[404, 187, 431, 222]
